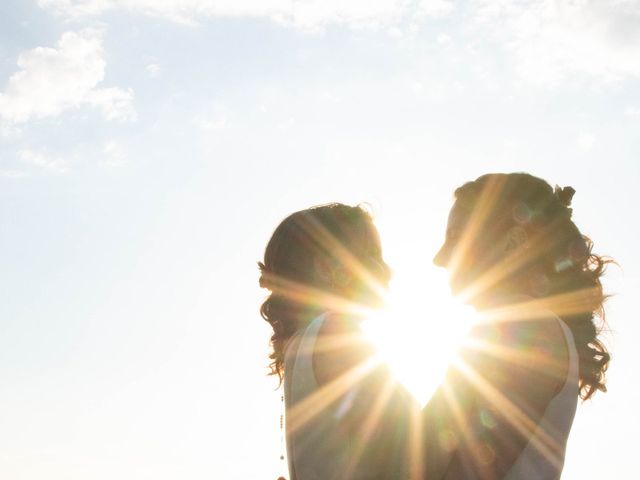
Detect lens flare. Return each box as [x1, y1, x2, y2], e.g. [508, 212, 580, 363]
[362, 279, 475, 406]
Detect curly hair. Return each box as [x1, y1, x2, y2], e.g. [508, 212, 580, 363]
[258, 203, 388, 384]
[453, 173, 612, 400]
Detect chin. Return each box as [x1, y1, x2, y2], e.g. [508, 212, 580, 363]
[448, 275, 468, 296]
[448, 279, 482, 310]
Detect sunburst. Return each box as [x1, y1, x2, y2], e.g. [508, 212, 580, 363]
[361, 275, 475, 406]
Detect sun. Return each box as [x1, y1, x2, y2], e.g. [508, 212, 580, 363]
[361, 273, 475, 406]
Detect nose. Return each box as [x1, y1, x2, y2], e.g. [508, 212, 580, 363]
[433, 244, 448, 268]
[375, 260, 392, 286]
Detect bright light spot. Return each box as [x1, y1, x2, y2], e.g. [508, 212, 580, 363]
[362, 274, 475, 406]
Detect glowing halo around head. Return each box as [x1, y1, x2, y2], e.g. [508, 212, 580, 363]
[361, 275, 475, 406]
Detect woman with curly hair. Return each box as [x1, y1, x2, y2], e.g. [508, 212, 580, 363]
[426, 172, 612, 479]
[259, 203, 414, 480]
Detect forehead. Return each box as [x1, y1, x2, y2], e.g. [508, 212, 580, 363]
[446, 201, 472, 231]
[333, 215, 381, 254]
[359, 220, 382, 253]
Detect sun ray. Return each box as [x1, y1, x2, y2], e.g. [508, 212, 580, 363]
[362, 291, 474, 406]
[463, 336, 568, 383]
[293, 331, 371, 355]
[285, 355, 381, 435]
[451, 357, 566, 473]
[475, 287, 602, 325]
[423, 378, 488, 478]
[273, 194, 583, 478]
[261, 272, 374, 317]
[446, 174, 508, 283]
[299, 213, 389, 299]
[407, 396, 425, 480]
[452, 200, 592, 311]
[261, 210, 391, 323]
[342, 377, 398, 478]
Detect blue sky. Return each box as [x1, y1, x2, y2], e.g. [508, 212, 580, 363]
[1, 1, 639, 479]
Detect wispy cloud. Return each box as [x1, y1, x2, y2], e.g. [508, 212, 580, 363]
[102, 140, 127, 166]
[470, 0, 640, 86]
[577, 132, 596, 152]
[625, 106, 640, 120]
[417, 0, 454, 19]
[1, 169, 28, 179]
[39, 0, 453, 29]
[0, 29, 135, 125]
[19, 148, 69, 172]
[37, 1, 640, 86]
[145, 63, 161, 78]
[193, 115, 227, 132]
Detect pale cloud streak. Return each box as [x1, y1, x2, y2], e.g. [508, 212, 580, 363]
[193, 116, 227, 132]
[0, 29, 135, 125]
[37, 1, 640, 85]
[417, 0, 454, 19]
[1, 169, 28, 179]
[39, 0, 453, 29]
[102, 140, 127, 166]
[470, 0, 640, 85]
[145, 63, 161, 78]
[19, 148, 68, 172]
[625, 106, 640, 120]
[577, 132, 596, 152]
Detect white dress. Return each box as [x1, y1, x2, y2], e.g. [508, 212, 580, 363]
[283, 313, 351, 480]
[282, 313, 410, 480]
[504, 315, 580, 480]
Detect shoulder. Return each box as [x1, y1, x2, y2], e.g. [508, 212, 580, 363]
[506, 310, 570, 375]
[470, 309, 568, 362]
[466, 309, 570, 404]
[444, 311, 573, 477]
[312, 313, 375, 385]
[317, 311, 359, 335]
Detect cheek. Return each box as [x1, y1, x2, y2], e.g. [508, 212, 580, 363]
[449, 243, 482, 269]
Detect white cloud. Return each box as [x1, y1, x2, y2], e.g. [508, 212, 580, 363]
[1, 169, 28, 178]
[577, 132, 596, 152]
[19, 148, 68, 172]
[39, 0, 452, 29]
[192, 114, 227, 131]
[470, 0, 640, 85]
[417, 0, 454, 19]
[102, 140, 126, 166]
[1, 122, 22, 138]
[39, 0, 112, 17]
[86, 87, 136, 121]
[145, 63, 161, 78]
[625, 106, 640, 120]
[0, 29, 135, 124]
[36, 1, 640, 85]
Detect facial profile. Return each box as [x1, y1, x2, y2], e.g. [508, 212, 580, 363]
[433, 199, 510, 300]
[434, 173, 593, 309]
[433, 172, 612, 403]
[259, 203, 390, 381]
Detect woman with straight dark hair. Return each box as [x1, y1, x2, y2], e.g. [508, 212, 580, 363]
[425, 173, 612, 479]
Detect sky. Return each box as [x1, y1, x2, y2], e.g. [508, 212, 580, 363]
[1, 1, 639, 479]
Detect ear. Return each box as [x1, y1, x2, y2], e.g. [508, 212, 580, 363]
[504, 225, 529, 251]
[313, 256, 334, 286]
[313, 256, 353, 289]
[331, 264, 353, 289]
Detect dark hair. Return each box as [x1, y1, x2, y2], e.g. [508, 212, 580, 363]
[258, 203, 388, 384]
[454, 173, 612, 400]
